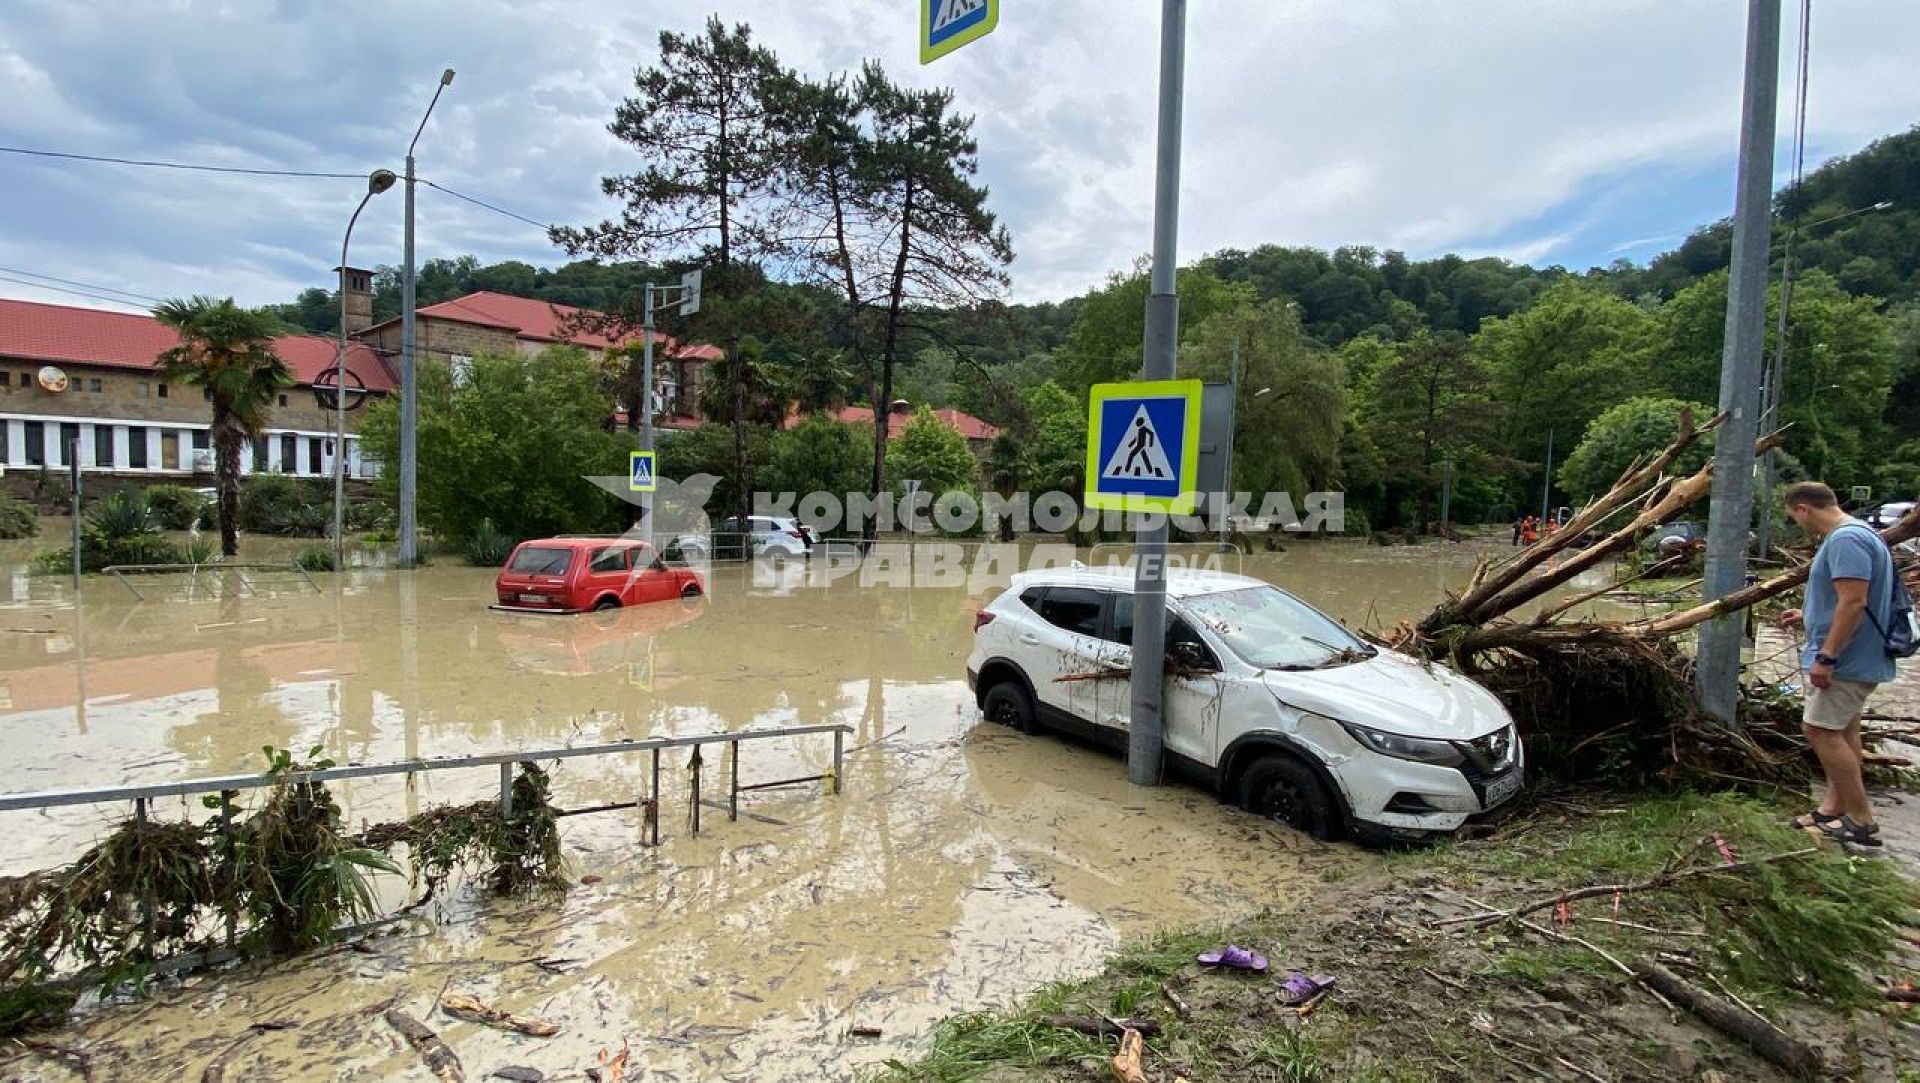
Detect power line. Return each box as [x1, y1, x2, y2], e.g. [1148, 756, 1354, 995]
[0, 267, 163, 305]
[0, 275, 152, 311]
[421, 179, 554, 232]
[0, 144, 369, 180]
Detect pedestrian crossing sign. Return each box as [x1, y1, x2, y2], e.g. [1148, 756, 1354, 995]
[1085, 380, 1203, 514]
[921, 0, 998, 64]
[629, 450, 657, 493]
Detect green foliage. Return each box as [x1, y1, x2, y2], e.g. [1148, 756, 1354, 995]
[1180, 299, 1348, 495]
[143, 485, 205, 531]
[765, 414, 871, 501]
[34, 490, 185, 573]
[1059, 263, 1254, 392]
[293, 545, 335, 573]
[462, 518, 514, 567]
[657, 422, 773, 520]
[889, 406, 979, 498]
[1474, 279, 1659, 457]
[1559, 396, 1716, 499]
[1353, 333, 1505, 530]
[0, 492, 37, 540]
[361, 347, 631, 541]
[238, 475, 328, 536]
[181, 535, 217, 566]
[237, 746, 398, 954]
[1017, 381, 1087, 495]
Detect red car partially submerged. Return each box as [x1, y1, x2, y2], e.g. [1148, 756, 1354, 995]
[493, 538, 703, 613]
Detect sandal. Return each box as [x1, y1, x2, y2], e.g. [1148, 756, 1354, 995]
[1197, 944, 1267, 972]
[1816, 815, 1884, 848]
[1278, 971, 1336, 1007]
[1792, 810, 1879, 834]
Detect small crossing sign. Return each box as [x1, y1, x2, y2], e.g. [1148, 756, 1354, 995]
[921, 0, 998, 64]
[1085, 379, 1203, 514]
[628, 450, 657, 493]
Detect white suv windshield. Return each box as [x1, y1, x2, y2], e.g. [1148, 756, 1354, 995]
[1180, 586, 1375, 670]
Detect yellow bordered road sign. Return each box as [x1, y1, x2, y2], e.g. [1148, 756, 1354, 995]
[921, 0, 998, 64]
[1084, 379, 1203, 514]
[629, 450, 657, 493]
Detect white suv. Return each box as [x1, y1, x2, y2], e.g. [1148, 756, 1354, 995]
[675, 516, 815, 561]
[965, 567, 1523, 843]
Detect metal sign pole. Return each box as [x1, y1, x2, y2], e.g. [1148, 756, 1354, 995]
[641, 287, 656, 549]
[1127, 0, 1188, 787]
[69, 440, 81, 593]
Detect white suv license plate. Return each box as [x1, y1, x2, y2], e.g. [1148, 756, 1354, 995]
[1483, 769, 1523, 808]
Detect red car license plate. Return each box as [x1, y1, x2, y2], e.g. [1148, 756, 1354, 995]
[518, 593, 548, 604]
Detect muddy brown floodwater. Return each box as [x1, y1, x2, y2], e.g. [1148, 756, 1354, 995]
[0, 535, 1607, 1081]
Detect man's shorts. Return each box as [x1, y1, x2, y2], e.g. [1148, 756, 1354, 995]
[1803, 677, 1878, 731]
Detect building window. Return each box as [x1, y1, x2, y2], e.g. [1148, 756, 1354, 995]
[128, 427, 148, 469]
[204, 388, 214, 402]
[57, 423, 77, 467]
[95, 425, 114, 468]
[308, 438, 323, 475]
[157, 383, 168, 399]
[278, 394, 289, 407]
[23, 422, 43, 466]
[0, 372, 10, 387]
[90, 378, 102, 393]
[279, 434, 296, 474]
[192, 429, 209, 451]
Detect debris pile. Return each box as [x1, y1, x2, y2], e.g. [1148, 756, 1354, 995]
[1385, 411, 1920, 787]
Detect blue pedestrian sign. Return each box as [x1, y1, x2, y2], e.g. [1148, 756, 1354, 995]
[1084, 380, 1203, 514]
[921, 0, 998, 64]
[629, 450, 657, 493]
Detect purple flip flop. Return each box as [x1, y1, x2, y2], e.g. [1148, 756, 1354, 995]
[1196, 944, 1267, 972]
[1278, 971, 1336, 1006]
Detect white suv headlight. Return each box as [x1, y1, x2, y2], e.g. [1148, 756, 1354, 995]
[1342, 723, 1466, 767]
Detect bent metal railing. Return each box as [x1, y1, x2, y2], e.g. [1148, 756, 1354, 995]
[0, 723, 849, 848]
[99, 560, 321, 601]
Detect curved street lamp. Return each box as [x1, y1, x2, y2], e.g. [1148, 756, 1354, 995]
[333, 168, 398, 571]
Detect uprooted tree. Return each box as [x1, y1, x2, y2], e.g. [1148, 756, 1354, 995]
[1383, 409, 1920, 787]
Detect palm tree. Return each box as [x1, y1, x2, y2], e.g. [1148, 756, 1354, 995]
[153, 296, 292, 556]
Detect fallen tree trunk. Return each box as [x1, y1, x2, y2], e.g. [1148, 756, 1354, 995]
[385, 1008, 463, 1082]
[1635, 963, 1822, 1078]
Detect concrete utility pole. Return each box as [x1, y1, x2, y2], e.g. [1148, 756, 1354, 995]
[399, 68, 455, 570]
[1127, 0, 1188, 787]
[1696, 0, 1781, 725]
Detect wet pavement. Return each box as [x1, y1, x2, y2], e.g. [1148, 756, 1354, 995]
[0, 533, 1589, 1081]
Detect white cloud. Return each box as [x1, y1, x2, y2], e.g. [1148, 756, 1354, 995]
[0, 0, 1915, 311]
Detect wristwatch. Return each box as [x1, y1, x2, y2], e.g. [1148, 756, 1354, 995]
[1814, 652, 1839, 667]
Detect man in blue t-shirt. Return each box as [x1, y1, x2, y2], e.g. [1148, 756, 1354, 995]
[1777, 481, 1897, 847]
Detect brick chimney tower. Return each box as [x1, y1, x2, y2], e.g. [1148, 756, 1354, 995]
[333, 265, 376, 334]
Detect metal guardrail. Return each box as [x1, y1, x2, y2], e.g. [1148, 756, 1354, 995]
[100, 560, 321, 601]
[0, 724, 850, 851]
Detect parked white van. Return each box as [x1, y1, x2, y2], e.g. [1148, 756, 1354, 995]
[965, 567, 1523, 842]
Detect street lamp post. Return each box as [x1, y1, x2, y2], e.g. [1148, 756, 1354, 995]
[334, 169, 398, 572]
[399, 68, 455, 570]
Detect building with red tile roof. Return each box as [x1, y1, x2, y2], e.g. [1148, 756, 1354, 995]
[0, 296, 392, 478]
[783, 400, 1001, 450]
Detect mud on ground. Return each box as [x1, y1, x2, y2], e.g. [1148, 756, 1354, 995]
[876, 792, 1920, 1082]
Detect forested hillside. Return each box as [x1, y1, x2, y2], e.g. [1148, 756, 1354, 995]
[264, 125, 1920, 529]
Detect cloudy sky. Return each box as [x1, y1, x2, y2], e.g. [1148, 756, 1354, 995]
[1, 1, 1916, 314]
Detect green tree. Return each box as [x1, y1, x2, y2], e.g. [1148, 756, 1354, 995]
[1179, 300, 1347, 495]
[765, 415, 871, 508]
[152, 296, 294, 556]
[1557, 396, 1715, 500]
[1058, 264, 1254, 392]
[1018, 381, 1088, 497]
[889, 407, 981, 532]
[858, 63, 1013, 536]
[656, 422, 771, 522]
[360, 347, 628, 542]
[1361, 334, 1505, 530]
[552, 15, 786, 532]
[1472, 279, 1658, 456]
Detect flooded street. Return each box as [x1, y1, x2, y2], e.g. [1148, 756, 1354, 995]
[0, 534, 1586, 1080]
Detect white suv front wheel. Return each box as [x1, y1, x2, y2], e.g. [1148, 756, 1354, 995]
[1240, 754, 1342, 841]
